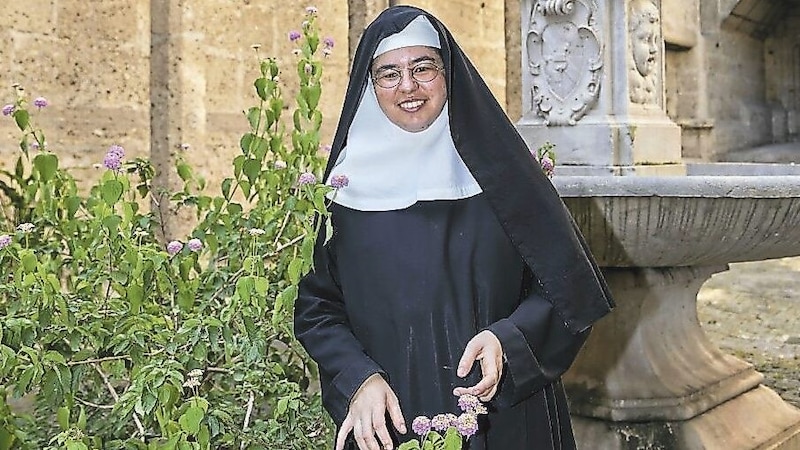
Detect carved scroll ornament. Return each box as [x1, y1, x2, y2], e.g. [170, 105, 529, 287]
[526, 0, 603, 126]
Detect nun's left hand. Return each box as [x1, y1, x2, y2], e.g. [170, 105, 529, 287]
[452, 330, 504, 402]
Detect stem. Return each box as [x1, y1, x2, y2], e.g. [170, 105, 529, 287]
[240, 391, 255, 449]
[271, 210, 293, 248]
[68, 355, 130, 366]
[93, 363, 146, 440]
[75, 396, 114, 409]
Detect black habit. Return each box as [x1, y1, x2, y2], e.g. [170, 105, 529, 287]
[294, 6, 614, 449]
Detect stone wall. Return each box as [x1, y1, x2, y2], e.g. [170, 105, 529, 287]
[0, 1, 509, 199]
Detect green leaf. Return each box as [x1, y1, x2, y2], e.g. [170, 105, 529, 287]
[443, 427, 463, 450]
[288, 258, 303, 284]
[20, 251, 37, 273]
[101, 179, 124, 205]
[177, 161, 193, 182]
[103, 214, 122, 233]
[57, 405, 70, 430]
[307, 83, 322, 111]
[254, 77, 269, 101]
[13, 109, 29, 131]
[128, 284, 144, 313]
[254, 277, 269, 295]
[243, 159, 261, 184]
[33, 153, 59, 182]
[179, 405, 205, 434]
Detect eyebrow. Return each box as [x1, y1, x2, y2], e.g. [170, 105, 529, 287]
[372, 55, 438, 72]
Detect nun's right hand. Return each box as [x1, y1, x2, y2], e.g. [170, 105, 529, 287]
[336, 373, 407, 450]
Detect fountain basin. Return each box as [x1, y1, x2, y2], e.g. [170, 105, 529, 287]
[553, 167, 800, 449]
[554, 173, 800, 267]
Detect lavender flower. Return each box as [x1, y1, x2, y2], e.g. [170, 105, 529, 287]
[297, 172, 317, 186]
[457, 394, 481, 413]
[540, 156, 555, 178]
[305, 6, 318, 15]
[456, 413, 479, 438]
[318, 144, 331, 155]
[323, 36, 335, 48]
[288, 30, 302, 42]
[30, 141, 40, 151]
[16, 223, 34, 233]
[103, 145, 125, 171]
[33, 97, 48, 108]
[1, 104, 14, 116]
[329, 174, 349, 189]
[431, 414, 452, 432]
[107, 144, 125, 158]
[187, 238, 203, 252]
[166, 240, 183, 256]
[411, 416, 431, 436]
[103, 152, 122, 171]
[0, 235, 11, 249]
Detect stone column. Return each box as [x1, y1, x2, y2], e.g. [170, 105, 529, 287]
[150, 0, 205, 240]
[516, 0, 683, 175]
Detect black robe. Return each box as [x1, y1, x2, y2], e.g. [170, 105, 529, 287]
[297, 195, 587, 448]
[294, 5, 614, 449]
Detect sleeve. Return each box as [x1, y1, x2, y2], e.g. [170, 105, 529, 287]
[485, 268, 591, 408]
[293, 224, 385, 425]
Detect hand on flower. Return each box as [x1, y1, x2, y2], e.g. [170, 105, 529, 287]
[336, 373, 407, 450]
[453, 330, 504, 402]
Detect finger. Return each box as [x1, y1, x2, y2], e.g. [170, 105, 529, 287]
[480, 384, 499, 402]
[336, 415, 354, 450]
[386, 392, 407, 434]
[353, 419, 369, 450]
[355, 415, 381, 450]
[457, 340, 480, 378]
[372, 409, 394, 449]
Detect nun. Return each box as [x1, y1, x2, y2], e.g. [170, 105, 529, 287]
[294, 6, 614, 450]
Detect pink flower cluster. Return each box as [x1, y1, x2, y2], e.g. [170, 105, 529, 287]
[410, 394, 487, 442]
[103, 145, 125, 172]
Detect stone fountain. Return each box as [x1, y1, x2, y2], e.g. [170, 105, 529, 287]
[516, 1, 800, 448]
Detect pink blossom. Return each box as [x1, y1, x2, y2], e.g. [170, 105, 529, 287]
[167, 240, 183, 256]
[456, 413, 478, 438]
[0, 235, 11, 249]
[288, 30, 302, 42]
[33, 97, 48, 108]
[2, 104, 15, 116]
[297, 172, 317, 186]
[187, 238, 202, 252]
[329, 174, 349, 189]
[411, 416, 431, 436]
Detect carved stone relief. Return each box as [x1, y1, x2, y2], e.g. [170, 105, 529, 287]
[526, 0, 603, 126]
[628, 0, 660, 105]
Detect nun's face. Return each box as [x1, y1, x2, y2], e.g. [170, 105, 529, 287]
[371, 46, 447, 133]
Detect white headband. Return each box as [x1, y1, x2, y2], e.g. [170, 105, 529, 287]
[374, 15, 440, 57]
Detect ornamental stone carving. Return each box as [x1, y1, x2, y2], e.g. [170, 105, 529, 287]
[628, 0, 660, 104]
[526, 0, 603, 126]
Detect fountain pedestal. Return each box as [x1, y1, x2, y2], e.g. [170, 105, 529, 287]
[553, 176, 800, 449]
[566, 266, 800, 448]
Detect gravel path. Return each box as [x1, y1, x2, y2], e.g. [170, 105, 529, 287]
[697, 256, 800, 408]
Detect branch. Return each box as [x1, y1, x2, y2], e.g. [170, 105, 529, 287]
[68, 355, 131, 366]
[240, 391, 256, 449]
[75, 396, 114, 410]
[93, 363, 146, 440]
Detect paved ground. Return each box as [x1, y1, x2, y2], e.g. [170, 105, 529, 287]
[697, 255, 800, 408]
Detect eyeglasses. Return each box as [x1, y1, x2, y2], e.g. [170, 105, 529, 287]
[371, 62, 444, 89]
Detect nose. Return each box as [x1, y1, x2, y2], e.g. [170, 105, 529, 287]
[397, 70, 418, 92]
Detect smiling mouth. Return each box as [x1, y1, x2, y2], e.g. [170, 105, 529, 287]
[399, 99, 425, 111]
